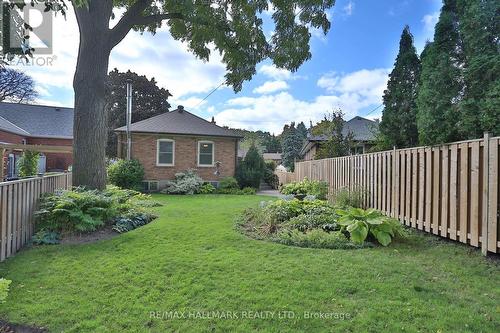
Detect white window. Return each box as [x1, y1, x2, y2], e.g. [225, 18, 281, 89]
[157, 139, 175, 166]
[198, 141, 214, 167]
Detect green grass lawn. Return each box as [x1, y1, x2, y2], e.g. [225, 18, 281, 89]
[1, 195, 499, 332]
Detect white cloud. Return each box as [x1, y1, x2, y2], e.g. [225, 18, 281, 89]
[258, 64, 292, 81]
[317, 68, 390, 101]
[343, 1, 355, 16]
[422, 11, 439, 36]
[253, 80, 289, 94]
[212, 68, 390, 133]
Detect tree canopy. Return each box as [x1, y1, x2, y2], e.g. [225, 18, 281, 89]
[379, 26, 420, 149]
[105, 69, 172, 157]
[311, 110, 352, 159]
[0, 68, 37, 103]
[3, 0, 335, 189]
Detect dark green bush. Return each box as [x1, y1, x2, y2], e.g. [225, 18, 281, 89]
[263, 161, 279, 189]
[218, 176, 239, 190]
[236, 144, 265, 188]
[107, 159, 145, 190]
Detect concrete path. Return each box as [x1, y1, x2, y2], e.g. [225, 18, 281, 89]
[256, 190, 282, 197]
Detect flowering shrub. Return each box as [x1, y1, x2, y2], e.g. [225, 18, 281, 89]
[162, 169, 203, 195]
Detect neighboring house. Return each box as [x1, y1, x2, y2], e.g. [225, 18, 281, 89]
[115, 105, 243, 191]
[0, 102, 73, 179]
[300, 116, 379, 160]
[262, 152, 282, 165]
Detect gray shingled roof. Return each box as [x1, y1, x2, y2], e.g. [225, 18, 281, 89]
[306, 116, 379, 142]
[0, 102, 73, 138]
[115, 106, 242, 138]
[342, 116, 379, 141]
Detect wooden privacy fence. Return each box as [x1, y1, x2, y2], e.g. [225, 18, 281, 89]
[282, 135, 500, 254]
[275, 170, 296, 186]
[0, 172, 72, 262]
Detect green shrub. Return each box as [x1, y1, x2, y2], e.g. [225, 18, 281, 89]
[32, 230, 60, 245]
[198, 183, 216, 194]
[236, 144, 265, 188]
[336, 207, 405, 246]
[275, 229, 363, 249]
[263, 161, 279, 189]
[280, 178, 329, 199]
[219, 176, 239, 190]
[162, 169, 203, 195]
[0, 278, 11, 304]
[34, 186, 158, 234]
[238, 198, 403, 249]
[285, 213, 338, 232]
[18, 150, 39, 177]
[242, 187, 256, 195]
[107, 159, 145, 190]
[334, 186, 368, 208]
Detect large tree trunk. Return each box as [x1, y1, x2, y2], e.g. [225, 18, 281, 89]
[72, 2, 113, 189]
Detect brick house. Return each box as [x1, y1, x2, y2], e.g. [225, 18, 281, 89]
[300, 116, 379, 160]
[0, 102, 73, 179]
[115, 106, 242, 191]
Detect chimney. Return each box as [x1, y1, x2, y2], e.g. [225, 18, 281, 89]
[211, 116, 216, 124]
[126, 78, 133, 160]
[177, 105, 184, 113]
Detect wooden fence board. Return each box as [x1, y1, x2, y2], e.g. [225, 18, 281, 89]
[0, 173, 72, 262]
[282, 136, 499, 254]
[459, 143, 469, 243]
[470, 141, 480, 247]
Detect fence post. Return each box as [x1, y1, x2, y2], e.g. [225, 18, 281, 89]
[481, 132, 490, 255]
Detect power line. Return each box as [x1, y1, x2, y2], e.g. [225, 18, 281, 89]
[364, 103, 383, 116]
[194, 81, 225, 108]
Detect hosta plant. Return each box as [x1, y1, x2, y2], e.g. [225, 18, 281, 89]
[336, 207, 405, 246]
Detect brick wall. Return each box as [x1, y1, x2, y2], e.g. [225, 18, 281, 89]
[127, 133, 238, 182]
[27, 137, 73, 171]
[0, 130, 26, 144]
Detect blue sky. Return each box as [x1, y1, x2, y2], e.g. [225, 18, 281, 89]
[16, 0, 442, 134]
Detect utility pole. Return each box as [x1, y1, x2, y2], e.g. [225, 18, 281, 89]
[126, 79, 133, 160]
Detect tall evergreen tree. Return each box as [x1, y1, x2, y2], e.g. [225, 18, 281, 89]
[416, 0, 465, 145]
[296, 122, 309, 141]
[379, 26, 421, 148]
[281, 123, 304, 171]
[457, 0, 500, 137]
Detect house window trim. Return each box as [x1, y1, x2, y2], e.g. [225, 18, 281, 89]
[156, 139, 175, 166]
[197, 140, 214, 167]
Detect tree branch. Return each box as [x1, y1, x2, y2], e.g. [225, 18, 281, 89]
[108, 0, 154, 47]
[134, 13, 184, 26]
